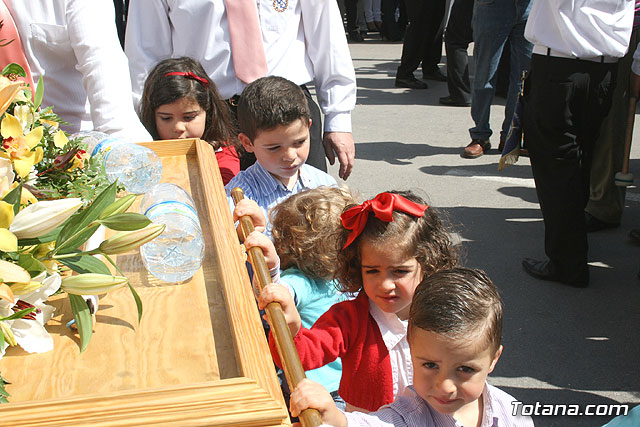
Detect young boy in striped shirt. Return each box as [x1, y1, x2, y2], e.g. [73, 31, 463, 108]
[225, 76, 336, 237]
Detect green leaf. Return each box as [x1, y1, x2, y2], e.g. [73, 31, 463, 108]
[2, 183, 22, 216]
[128, 282, 143, 324]
[68, 294, 92, 353]
[33, 75, 44, 108]
[17, 226, 62, 246]
[60, 254, 110, 275]
[0, 372, 9, 403]
[99, 213, 151, 231]
[56, 182, 117, 250]
[56, 223, 100, 254]
[0, 330, 4, 353]
[1, 63, 25, 78]
[98, 194, 137, 220]
[1, 307, 35, 321]
[17, 254, 46, 277]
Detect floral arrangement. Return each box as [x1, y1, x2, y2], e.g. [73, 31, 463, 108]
[0, 64, 162, 401]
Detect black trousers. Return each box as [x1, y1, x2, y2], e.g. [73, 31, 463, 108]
[345, 0, 360, 33]
[231, 85, 326, 172]
[523, 54, 617, 283]
[444, 0, 473, 102]
[396, 0, 446, 79]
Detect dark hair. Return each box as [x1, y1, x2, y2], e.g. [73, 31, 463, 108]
[335, 190, 457, 293]
[409, 268, 503, 354]
[271, 186, 359, 279]
[140, 57, 237, 149]
[237, 76, 310, 141]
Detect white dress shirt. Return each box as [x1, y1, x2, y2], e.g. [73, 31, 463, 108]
[525, 0, 635, 58]
[5, 0, 151, 141]
[124, 0, 357, 133]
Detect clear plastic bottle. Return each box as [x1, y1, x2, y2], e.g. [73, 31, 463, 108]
[139, 183, 205, 283]
[72, 131, 162, 194]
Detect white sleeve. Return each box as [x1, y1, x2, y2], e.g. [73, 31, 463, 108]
[65, 0, 151, 142]
[300, 0, 357, 133]
[124, 0, 174, 111]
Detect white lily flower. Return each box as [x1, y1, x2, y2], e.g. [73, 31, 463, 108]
[0, 272, 61, 357]
[9, 197, 82, 239]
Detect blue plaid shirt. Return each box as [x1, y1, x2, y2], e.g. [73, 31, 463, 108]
[225, 161, 337, 237]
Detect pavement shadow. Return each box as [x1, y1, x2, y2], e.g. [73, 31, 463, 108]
[356, 141, 465, 163]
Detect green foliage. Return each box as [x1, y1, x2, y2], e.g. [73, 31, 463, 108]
[0, 373, 9, 404]
[68, 294, 92, 353]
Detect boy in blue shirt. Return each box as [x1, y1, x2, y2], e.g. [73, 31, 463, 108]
[225, 76, 336, 236]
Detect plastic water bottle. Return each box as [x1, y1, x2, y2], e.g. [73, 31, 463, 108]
[139, 183, 205, 283]
[72, 131, 162, 194]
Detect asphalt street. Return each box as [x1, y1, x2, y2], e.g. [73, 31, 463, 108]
[323, 37, 640, 427]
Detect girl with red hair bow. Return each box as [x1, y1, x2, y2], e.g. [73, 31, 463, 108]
[140, 57, 240, 184]
[257, 190, 458, 413]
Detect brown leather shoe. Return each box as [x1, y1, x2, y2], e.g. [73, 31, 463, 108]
[462, 139, 491, 159]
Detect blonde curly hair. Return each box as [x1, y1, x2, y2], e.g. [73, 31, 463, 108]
[270, 186, 360, 280]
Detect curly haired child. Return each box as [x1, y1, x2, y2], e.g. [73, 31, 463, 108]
[257, 190, 458, 413]
[140, 57, 240, 184]
[244, 185, 360, 409]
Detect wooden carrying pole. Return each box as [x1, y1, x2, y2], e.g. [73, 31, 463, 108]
[231, 188, 323, 427]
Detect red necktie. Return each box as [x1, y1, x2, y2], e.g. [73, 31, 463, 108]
[224, 0, 268, 84]
[0, 1, 35, 91]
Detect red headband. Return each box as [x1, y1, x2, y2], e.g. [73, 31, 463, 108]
[340, 192, 429, 249]
[164, 71, 210, 88]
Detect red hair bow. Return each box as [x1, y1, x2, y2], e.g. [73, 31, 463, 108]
[340, 192, 428, 249]
[164, 71, 210, 88]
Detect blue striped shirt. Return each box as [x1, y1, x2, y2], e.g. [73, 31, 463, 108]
[344, 384, 534, 427]
[225, 161, 337, 237]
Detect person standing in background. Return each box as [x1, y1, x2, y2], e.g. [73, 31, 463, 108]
[125, 0, 357, 180]
[584, 1, 640, 232]
[461, 0, 532, 159]
[521, 0, 634, 287]
[4, 0, 150, 141]
[394, 0, 447, 89]
[439, 0, 474, 107]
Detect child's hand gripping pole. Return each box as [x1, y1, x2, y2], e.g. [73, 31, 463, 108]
[231, 188, 323, 427]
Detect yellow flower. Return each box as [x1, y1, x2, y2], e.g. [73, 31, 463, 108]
[20, 186, 37, 205]
[0, 283, 14, 304]
[53, 130, 68, 148]
[0, 157, 14, 198]
[0, 81, 23, 117]
[68, 149, 88, 171]
[1, 114, 44, 177]
[0, 201, 14, 228]
[0, 228, 17, 252]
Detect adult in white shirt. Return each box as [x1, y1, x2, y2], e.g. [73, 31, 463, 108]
[521, 0, 635, 288]
[124, 0, 357, 180]
[4, 0, 150, 142]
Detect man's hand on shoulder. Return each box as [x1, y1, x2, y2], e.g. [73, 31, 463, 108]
[323, 131, 355, 181]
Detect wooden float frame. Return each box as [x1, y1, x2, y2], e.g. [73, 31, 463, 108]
[0, 139, 289, 426]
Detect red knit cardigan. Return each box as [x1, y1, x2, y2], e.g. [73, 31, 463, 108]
[269, 292, 394, 411]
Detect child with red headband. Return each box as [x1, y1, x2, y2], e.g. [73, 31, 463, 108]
[257, 190, 458, 413]
[140, 57, 240, 184]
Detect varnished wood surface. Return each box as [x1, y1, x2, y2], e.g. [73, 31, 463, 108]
[0, 139, 288, 426]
